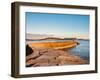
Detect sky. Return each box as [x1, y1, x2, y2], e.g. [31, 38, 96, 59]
[26, 12, 90, 39]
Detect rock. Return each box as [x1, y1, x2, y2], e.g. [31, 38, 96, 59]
[56, 55, 87, 65]
[29, 41, 79, 50]
[32, 58, 49, 67]
[33, 63, 50, 67]
[48, 58, 59, 66]
[26, 46, 88, 67]
[26, 44, 33, 56]
[26, 48, 40, 61]
[26, 59, 35, 66]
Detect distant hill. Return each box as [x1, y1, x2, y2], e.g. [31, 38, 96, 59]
[26, 37, 64, 41]
[26, 33, 89, 41]
[39, 37, 64, 40]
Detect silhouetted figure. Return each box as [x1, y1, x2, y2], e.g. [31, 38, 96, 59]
[26, 44, 33, 56]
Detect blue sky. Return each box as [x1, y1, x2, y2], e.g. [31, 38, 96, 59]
[26, 12, 90, 39]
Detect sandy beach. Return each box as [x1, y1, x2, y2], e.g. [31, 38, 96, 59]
[26, 41, 88, 67]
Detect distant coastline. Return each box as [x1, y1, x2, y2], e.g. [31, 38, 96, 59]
[26, 33, 89, 41]
[26, 37, 89, 41]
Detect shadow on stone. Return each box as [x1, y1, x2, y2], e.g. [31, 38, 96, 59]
[26, 44, 33, 56]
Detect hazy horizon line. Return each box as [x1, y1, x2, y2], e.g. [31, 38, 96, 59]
[26, 33, 89, 40]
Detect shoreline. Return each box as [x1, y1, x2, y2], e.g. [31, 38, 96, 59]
[26, 41, 88, 67]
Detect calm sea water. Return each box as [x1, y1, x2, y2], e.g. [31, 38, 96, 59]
[26, 40, 89, 61]
[67, 40, 90, 61]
